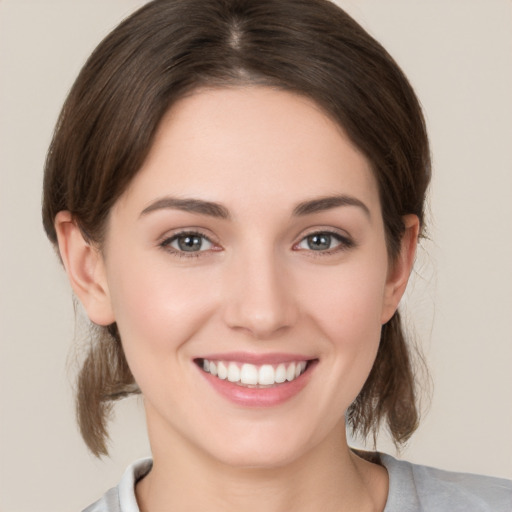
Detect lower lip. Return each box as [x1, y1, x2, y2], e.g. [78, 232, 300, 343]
[198, 362, 316, 407]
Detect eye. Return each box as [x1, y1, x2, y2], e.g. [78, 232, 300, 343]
[295, 231, 353, 253]
[161, 232, 214, 254]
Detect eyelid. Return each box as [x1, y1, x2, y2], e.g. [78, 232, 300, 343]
[293, 228, 355, 254]
[294, 226, 353, 242]
[158, 228, 222, 257]
[156, 226, 354, 258]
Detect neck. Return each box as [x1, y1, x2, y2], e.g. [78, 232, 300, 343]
[136, 420, 388, 512]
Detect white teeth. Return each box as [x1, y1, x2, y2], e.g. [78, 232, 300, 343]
[227, 362, 240, 382]
[258, 364, 275, 386]
[275, 364, 286, 383]
[201, 359, 309, 386]
[240, 364, 258, 385]
[286, 363, 296, 381]
[217, 361, 228, 380]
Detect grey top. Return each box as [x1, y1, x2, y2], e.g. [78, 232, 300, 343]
[83, 453, 512, 512]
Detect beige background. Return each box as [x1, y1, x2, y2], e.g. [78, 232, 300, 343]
[1, 0, 511, 510]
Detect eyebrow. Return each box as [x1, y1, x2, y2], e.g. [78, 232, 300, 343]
[140, 197, 230, 219]
[139, 194, 370, 220]
[292, 195, 371, 218]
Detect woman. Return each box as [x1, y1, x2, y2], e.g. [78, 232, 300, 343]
[41, 0, 511, 510]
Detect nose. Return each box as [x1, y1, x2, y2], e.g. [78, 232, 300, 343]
[222, 248, 298, 339]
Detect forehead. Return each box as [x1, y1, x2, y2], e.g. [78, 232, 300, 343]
[116, 86, 379, 217]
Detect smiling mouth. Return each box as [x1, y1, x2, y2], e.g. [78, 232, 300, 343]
[195, 358, 314, 388]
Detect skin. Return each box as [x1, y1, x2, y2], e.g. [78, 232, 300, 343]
[55, 87, 418, 512]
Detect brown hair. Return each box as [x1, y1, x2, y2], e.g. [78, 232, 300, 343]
[43, 0, 431, 457]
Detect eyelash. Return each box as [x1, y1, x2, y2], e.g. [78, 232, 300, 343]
[159, 230, 218, 258]
[293, 230, 355, 256]
[159, 229, 355, 259]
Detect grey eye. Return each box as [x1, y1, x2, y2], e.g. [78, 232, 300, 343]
[299, 233, 340, 251]
[169, 234, 213, 252]
[295, 231, 351, 253]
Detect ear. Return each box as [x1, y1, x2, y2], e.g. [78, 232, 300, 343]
[381, 214, 420, 324]
[54, 211, 115, 326]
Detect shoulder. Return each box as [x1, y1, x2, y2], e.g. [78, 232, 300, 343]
[82, 458, 153, 512]
[380, 453, 512, 512]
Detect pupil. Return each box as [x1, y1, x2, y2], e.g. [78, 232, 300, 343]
[178, 235, 202, 252]
[308, 234, 330, 250]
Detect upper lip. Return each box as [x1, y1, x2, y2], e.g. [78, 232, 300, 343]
[195, 352, 316, 365]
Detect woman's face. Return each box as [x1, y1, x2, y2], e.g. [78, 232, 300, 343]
[97, 87, 408, 467]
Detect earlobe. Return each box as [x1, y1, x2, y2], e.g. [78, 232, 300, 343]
[54, 211, 115, 326]
[381, 214, 420, 324]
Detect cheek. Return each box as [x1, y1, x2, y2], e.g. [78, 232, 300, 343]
[300, 258, 388, 401]
[304, 259, 388, 340]
[105, 252, 220, 373]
